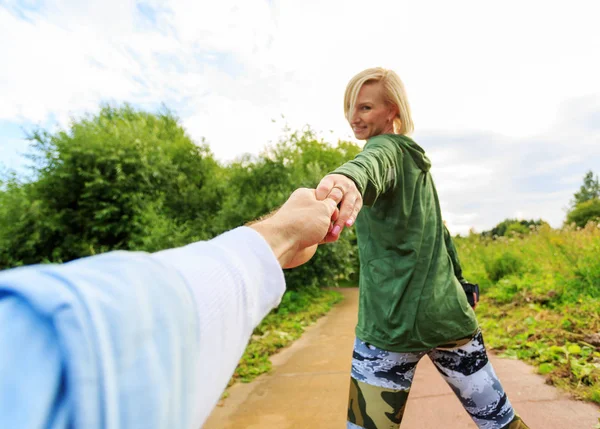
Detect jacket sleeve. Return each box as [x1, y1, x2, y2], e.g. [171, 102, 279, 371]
[443, 224, 464, 281]
[331, 135, 403, 206]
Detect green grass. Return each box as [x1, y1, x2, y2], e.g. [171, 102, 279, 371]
[227, 286, 343, 388]
[456, 222, 600, 404]
[477, 299, 600, 403]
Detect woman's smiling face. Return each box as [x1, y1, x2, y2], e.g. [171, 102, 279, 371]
[348, 81, 398, 140]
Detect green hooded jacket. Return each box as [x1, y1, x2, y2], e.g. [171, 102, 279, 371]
[333, 134, 477, 352]
[444, 224, 464, 282]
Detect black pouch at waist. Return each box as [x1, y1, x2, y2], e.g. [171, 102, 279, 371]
[460, 281, 480, 308]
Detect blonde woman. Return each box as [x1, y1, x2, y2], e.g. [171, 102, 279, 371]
[316, 68, 528, 429]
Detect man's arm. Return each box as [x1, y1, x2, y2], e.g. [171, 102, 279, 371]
[153, 189, 338, 425]
[0, 295, 67, 428]
[0, 188, 337, 429]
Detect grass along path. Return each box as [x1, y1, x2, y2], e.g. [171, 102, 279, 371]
[478, 298, 600, 403]
[227, 287, 343, 389]
[457, 222, 600, 404]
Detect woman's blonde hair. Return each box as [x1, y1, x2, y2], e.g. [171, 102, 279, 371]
[344, 67, 414, 135]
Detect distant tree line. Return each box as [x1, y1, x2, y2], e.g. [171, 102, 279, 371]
[481, 219, 547, 237]
[478, 170, 599, 237]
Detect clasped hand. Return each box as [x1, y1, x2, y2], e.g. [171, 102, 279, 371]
[316, 174, 363, 242]
[249, 177, 362, 269]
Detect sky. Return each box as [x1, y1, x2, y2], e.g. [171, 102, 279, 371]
[1, 0, 599, 234]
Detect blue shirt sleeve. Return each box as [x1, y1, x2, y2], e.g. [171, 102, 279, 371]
[0, 251, 199, 429]
[0, 294, 68, 428]
[0, 227, 286, 429]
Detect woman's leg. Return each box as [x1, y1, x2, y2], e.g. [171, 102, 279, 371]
[427, 330, 530, 429]
[347, 338, 426, 429]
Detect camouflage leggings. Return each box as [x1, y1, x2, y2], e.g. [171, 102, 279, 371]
[347, 330, 529, 429]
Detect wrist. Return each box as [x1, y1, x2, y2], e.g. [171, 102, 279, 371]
[249, 218, 298, 268]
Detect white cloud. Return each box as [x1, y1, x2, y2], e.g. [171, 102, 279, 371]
[426, 109, 600, 234]
[1, 0, 599, 233]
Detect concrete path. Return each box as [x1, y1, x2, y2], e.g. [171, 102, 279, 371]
[203, 288, 600, 429]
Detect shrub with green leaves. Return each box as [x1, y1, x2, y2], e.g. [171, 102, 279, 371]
[485, 251, 525, 282]
[0, 105, 224, 268]
[566, 198, 600, 228]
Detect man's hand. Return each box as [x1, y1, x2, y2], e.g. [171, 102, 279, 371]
[249, 188, 339, 268]
[316, 174, 363, 242]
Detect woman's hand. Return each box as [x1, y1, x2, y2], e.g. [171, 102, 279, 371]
[316, 174, 363, 242]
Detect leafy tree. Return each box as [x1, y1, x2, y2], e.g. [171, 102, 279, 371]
[565, 170, 600, 228]
[0, 177, 42, 267]
[0, 105, 224, 267]
[571, 170, 600, 207]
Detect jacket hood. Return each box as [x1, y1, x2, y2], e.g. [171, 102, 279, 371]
[381, 134, 431, 172]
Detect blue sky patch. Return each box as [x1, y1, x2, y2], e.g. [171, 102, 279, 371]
[0, 0, 45, 22]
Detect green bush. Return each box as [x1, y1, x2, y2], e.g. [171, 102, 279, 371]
[504, 222, 530, 236]
[0, 105, 225, 268]
[485, 251, 524, 282]
[566, 198, 600, 228]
